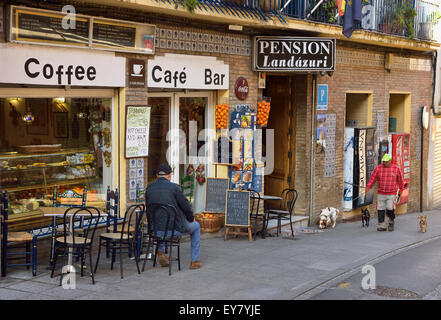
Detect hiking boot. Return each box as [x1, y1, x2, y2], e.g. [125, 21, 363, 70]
[157, 251, 169, 267]
[377, 227, 387, 231]
[377, 221, 387, 231]
[388, 220, 395, 232]
[189, 261, 202, 269]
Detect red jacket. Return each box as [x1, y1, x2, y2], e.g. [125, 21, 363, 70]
[366, 164, 405, 195]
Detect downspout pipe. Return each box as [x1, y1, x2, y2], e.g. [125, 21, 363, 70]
[431, 50, 441, 115]
[309, 75, 316, 226]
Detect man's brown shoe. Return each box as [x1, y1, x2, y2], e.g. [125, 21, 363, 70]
[388, 221, 394, 231]
[157, 251, 169, 267]
[189, 261, 202, 269]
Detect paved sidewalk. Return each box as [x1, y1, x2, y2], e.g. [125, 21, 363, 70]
[0, 210, 440, 300]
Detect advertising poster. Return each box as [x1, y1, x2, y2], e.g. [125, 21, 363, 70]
[316, 114, 327, 153]
[344, 127, 355, 210]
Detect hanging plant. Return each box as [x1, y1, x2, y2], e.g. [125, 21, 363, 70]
[184, 0, 199, 14]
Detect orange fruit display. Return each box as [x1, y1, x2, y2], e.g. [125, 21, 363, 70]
[215, 103, 229, 129]
[256, 100, 271, 126]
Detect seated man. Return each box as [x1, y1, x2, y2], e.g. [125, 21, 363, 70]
[145, 164, 202, 269]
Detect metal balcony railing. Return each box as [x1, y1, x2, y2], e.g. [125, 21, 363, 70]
[212, 0, 441, 41]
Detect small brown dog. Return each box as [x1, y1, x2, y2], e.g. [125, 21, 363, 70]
[418, 215, 427, 233]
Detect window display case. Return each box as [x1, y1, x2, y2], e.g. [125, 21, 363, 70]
[0, 148, 98, 216]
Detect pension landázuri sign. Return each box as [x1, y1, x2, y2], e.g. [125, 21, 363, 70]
[253, 37, 336, 72]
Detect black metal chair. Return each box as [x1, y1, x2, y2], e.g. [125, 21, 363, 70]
[139, 203, 181, 276]
[51, 207, 101, 285]
[94, 204, 144, 279]
[248, 190, 262, 241]
[265, 189, 298, 237]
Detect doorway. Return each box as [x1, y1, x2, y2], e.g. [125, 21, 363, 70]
[147, 92, 213, 213]
[263, 76, 296, 196]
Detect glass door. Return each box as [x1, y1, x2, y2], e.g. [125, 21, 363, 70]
[147, 92, 213, 213]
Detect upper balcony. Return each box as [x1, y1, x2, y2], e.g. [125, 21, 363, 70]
[206, 0, 440, 41]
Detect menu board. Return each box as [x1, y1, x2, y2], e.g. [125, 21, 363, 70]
[93, 20, 137, 49]
[225, 190, 250, 227]
[14, 9, 89, 45]
[205, 178, 229, 213]
[125, 106, 151, 158]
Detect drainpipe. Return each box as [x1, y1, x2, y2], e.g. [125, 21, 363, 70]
[431, 50, 441, 115]
[420, 106, 424, 213]
[309, 75, 317, 226]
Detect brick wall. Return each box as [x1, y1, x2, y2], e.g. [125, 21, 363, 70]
[309, 44, 432, 223]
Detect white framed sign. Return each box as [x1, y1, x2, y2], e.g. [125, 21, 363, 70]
[0, 43, 126, 87]
[147, 53, 229, 89]
[125, 106, 151, 158]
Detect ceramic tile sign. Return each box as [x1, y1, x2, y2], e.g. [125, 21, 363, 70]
[325, 113, 336, 177]
[125, 106, 151, 158]
[129, 158, 145, 201]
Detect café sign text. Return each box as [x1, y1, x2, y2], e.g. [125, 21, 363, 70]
[147, 54, 229, 89]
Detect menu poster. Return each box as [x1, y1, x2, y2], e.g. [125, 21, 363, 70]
[229, 104, 257, 190]
[125, 106, 151, 158]
[93, 20, 136, 49]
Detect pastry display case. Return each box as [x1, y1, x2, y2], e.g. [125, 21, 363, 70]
[0, 148, 99, 217]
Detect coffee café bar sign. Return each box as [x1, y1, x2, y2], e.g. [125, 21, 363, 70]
[147, 53, 229, 89]
[253, 37, 336, 72]
[0, 44, 126, 87]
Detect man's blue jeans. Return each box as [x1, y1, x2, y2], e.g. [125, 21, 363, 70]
[157, 221, 200, 262]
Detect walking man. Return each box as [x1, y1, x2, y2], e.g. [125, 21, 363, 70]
[145, 164, 202, 269]
[366, 154, 405, 232]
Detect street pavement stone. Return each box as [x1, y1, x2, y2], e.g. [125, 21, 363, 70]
[1, 210, 441, 300]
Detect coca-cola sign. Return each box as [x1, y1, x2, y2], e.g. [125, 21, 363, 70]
[234, 77, 249, 100]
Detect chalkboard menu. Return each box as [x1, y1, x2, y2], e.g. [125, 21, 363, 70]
[205, 178, 229, 213]
[125, 106, 151, 158]
[14, 9, 89, 45]
[225, 190, 250, 227]
[93, 20, 136, 49]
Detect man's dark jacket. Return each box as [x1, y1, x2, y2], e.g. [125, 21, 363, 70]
[145, 177, 194, 233]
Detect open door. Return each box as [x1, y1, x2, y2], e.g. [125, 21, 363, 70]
[264, 76, 296, 196]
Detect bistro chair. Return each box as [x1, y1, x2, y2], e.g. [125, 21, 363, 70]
[94, 204, 144, 279]
[265, 189, 298, 237]
[248, 190, 262, 241]
[141, 203, 181, 276]
[50, 207, 101, 285]
[1, 190, 34, 277]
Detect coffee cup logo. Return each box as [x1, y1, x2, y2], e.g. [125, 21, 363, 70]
[132, 64, 144, 77]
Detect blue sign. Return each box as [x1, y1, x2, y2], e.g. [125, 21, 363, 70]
[317, 84, 328, 110]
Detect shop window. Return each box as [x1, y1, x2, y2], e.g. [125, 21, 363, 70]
[0, 97, 112, 217]
[389, 94, 411, 133]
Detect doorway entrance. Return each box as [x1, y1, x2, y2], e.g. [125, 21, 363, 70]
[147, 92, 213, 213]
[263, 76, 296, 197]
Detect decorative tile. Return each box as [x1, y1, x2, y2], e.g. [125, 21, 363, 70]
[203, 42, 209, 52]
[214, 44, 220, 53]
[241, 38, 246, 47]
[209, 43, 214, 53]
[230, 37, 235, 46]
[220, 45, 225, 53]
[241, 47, 246, 56]
[173, 40, 179, 50]
[185, 41, 192, 51]
[224, 36, 231, 45]
[215, 35, 220, 43]
[155, 28, 160, 37]
[230, 46, 236, 55]
[166, 39, 173, 49]
[160, 39, 167, 48]
[192, 32, 198, 42]
[173, 30, 179, 39]
[197, 42, 203, 52]
[203, 33, 209, 42]
[246, 47, 251, 56]
[155, 37, 160, 48]
[179, 41, 185, 50]
[198, 32, 203, 42]
[209, 34, 215, 43]
[220, 35, 225, 44]
[224, 45, 229, 54]
[245, 39, 251, 47]
[166, 29, 173, 39]
[236, 46, 241, 55]
[160, 28, 166, 38]
[186, 31, 192, 41]
[192, 42, 197, 51]
[179, 31, 185, 40]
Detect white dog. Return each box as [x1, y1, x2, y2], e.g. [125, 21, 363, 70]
[318, 207, 340, 229]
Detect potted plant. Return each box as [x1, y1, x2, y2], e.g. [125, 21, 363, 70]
[184, 0, 199, 14]
[397, 0, 417, 38]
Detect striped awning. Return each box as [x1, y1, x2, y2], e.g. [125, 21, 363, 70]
[155, 0, 287, 24]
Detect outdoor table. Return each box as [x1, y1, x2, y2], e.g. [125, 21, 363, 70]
[41, 206, 103, 271]
[250, 194, 282, 238]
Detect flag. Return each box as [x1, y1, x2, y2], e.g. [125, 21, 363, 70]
[342, 0, 362, 38]
[337, 0, 346, 16]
